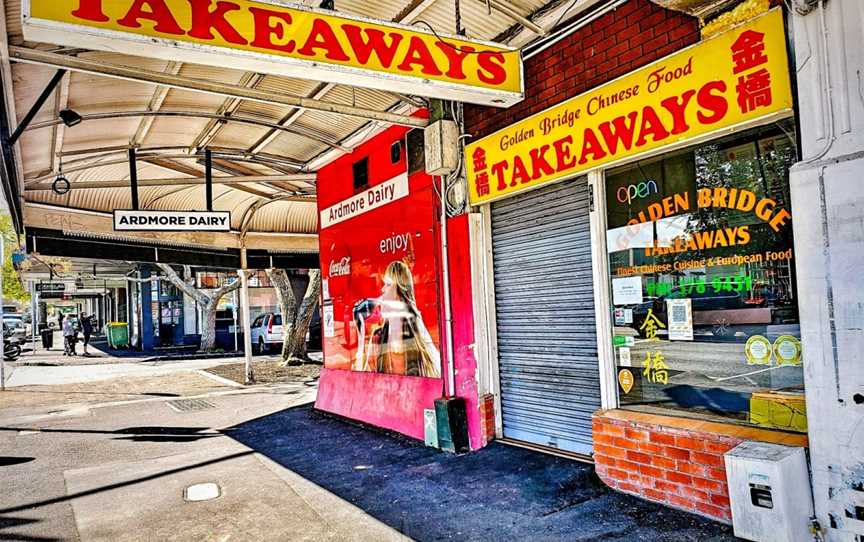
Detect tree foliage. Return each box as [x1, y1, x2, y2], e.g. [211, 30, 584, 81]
[1, 214, 30, 304]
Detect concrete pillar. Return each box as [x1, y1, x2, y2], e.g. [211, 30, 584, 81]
[790, 1, 864, 539]
[239, 269, 253, 384]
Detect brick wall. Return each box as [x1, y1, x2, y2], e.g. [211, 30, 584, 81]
[463, 0, 700, 139]
[593, 411, 741, 523]
[479, 393, 496, 445]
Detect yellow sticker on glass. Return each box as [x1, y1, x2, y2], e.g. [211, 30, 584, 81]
[619, 369, 635, 394]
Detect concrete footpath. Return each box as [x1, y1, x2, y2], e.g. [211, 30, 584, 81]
[0, 350, 741, 541]
[0, 378, 406, 542]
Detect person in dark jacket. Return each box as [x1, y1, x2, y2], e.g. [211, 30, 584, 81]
[81, 313, 93, 355]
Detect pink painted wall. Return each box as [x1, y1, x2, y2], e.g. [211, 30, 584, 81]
[445, 213, 483, 450]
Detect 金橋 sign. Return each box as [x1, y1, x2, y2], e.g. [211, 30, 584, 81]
[465, 9, 792, 204]
[22, 0, 523, 107]
[113, 210, 231, 231]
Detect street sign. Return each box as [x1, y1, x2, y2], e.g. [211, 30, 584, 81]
[36, 282, 66, 292]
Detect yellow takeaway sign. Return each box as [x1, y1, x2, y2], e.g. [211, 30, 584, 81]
[465, 9, 792, 205]
[23, 0, 524, 107]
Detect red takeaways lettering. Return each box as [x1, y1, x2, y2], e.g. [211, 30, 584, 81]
[249, 7, 295, 52]
[397, 36, 443, 76]
[635, 105, 670, 147]
[297, 18, 351, 61]
[598, 112, 638, 155]
[117, 0, 184, 35]
[660, 89, 696, 135]
[187, 0, 247, 45]
[696, 81, 728, 124]
[490, 161, 509, 191]
[435, 43, 475, 80]
[71, 0, 110, 22]
[528, 145, 555, 179]
[477, 51, 506, 85]
[578, 127, 607, 165]
[341, 25, 403, 67]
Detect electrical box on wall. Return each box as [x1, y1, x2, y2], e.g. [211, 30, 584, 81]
[424, 120, 459, 176]
[724, 441, 814, 542]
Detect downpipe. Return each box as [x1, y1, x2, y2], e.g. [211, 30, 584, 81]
[439, 175, 456, 397]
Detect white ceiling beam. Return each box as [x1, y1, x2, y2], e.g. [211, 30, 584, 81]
[9, 47, 428, 128]
[393, 0, 441, 23]
[130, 61, 182, 147]
[248, 82, 335, 155]
[25, 174, 317, 191]
[190, 72, 265, 150]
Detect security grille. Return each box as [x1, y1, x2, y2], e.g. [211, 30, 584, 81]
[490, 177, 601, 456]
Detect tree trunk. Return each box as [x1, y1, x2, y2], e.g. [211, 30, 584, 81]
[283, 270, 321, 366]
[200, 300, 218, 352]
[265, 268, 297, 361]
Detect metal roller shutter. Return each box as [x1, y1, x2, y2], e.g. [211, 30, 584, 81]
[491, 177, 601, 456]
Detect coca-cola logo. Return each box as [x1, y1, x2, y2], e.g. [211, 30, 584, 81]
[329, 257, 351, 277]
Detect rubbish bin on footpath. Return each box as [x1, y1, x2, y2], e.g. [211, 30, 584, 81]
[106, 322, 129, 349]
[40, 328, 53, 349]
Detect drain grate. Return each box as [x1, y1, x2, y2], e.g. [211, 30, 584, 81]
[167, 399, 217, 413]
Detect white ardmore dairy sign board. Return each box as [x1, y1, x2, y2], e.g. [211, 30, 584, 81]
[114, 210, 231, 231]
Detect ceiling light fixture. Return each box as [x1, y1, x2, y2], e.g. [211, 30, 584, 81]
[59, 109, 82, 127]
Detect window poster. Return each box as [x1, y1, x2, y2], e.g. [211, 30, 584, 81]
[604, 122, 807, 432]
[318, 172, 442, 379]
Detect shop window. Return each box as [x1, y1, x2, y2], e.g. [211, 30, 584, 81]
[604, 121, 805, 432]
[353, 157, 369, 191]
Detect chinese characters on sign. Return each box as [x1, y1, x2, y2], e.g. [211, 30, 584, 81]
[642, 351, 669, 385]
[472, 147, 490, 197]
[732, 30, 773, 114]
[639, 309, 669, 385]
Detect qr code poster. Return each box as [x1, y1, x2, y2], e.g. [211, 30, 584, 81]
[666, 298, 693, 341]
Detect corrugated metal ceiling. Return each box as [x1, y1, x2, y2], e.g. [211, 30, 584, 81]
[4, 0, 555, 235]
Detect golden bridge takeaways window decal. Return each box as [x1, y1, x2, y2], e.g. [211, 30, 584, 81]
[465, 9, 792, 205]
[22, 0, 524, 107]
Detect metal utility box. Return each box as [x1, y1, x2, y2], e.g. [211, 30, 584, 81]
[424, 120, 459, 176]
[724, 441, 813, 542]
[423, 408, 438, 448]
[434, 397, 469, 454]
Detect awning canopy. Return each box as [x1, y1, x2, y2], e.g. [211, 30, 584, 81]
[0, 0, 586, 242]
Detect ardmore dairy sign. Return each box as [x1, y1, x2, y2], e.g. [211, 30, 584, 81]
[113, 210, 231, 231]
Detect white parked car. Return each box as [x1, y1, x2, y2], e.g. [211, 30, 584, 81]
[250, 313, 283, 354]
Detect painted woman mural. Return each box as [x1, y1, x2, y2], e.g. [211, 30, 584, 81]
[352, 260, 441, 378]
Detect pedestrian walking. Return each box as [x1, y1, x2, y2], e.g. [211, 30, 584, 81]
[81, 312, 93, 355]
[62, 316, 77, 356]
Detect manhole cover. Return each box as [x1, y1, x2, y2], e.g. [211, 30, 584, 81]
[184, 482, 221, 502]
[167, 399, 216, 412]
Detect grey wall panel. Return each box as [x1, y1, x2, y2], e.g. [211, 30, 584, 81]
[491, 178, 601, 456]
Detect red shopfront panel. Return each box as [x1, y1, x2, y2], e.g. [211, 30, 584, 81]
[315, 120, 448, 441]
